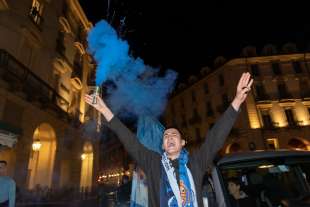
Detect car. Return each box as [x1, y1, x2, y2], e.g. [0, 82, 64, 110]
[204, 150, 310, 207]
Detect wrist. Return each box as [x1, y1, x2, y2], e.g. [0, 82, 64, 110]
[231, 98, 242, 111]
[99, 105, 114, 122]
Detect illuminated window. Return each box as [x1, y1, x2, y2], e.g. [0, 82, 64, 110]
[261, 110, 273, 129]
[267, 138, 279, 150]
[29, 0, 44, 26]
[284, 109, 296, 127]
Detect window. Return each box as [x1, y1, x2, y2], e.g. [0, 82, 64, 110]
[222, 94, 229, 108]
[292, 61, 302, 73]
[29, 0, 44, 26]
[191, 91, 196, 103]
[73, 53, 83, 80]
[220, 158, 310, 207]
[219, 74, 224, 86]
[300, 80, 310, 98]
[267, 138, 279, 150]
[204, 83, 209, 94]
[180, 98, 185, 109]
[181, 114, 187, 127]
[255, 84, 268, 100]
[272, 62, 282, 75]
[251, 64, 260, 76]
[56, 31, 66, 55]
[206, 102, 214, 116]
[285, 109, 296, 127]
[195, 128, 201, 141]
[193, 108, 199, 118]
[2, 100, 24, 129]
[209, 122, 215, 129]
[278, 82, 291, 99]
[261, 110, 273, 129]
[170, 103, 175, 115]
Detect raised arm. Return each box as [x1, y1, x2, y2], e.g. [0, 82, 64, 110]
[84, 94, 158, 171]
[191, 72, 253, 171]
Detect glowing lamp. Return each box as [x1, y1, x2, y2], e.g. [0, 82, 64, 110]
[32, 139, 41, 151]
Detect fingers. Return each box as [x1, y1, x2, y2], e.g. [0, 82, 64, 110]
[84, 94, 96, 105]
[241, 87, 250, 95]
[238, 72, 251, 89]
[237, 73, 246, 89]
[247, 78, 254, 88]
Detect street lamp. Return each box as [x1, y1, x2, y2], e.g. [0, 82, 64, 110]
[81, 153, 86, 160]
[32, 139, 41, 151]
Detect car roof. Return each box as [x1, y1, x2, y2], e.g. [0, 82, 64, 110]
[217, 150, 310, 166]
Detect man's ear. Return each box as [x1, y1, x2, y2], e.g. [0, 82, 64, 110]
[162, 143, 165, 150]
[181, 139, 186, 147]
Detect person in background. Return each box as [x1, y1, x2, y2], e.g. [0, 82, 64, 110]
[0, 160, 16, 207]
[227, 177, 256, 207]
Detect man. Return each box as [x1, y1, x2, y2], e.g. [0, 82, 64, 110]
[0, 160, 16, 207]
[85, 72, 253, 207]
[227, 178, 256, 207]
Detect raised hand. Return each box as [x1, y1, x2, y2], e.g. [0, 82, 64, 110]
[231, 72, 253, 111]
[84, 94, 114, 122]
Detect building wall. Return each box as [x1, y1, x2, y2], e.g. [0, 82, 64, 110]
[0, 0, 99, 190]
[164, 53, 310, 154]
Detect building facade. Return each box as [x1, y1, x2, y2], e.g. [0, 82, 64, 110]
[0, 0, 99, 192]
[164, 47, 310, 155]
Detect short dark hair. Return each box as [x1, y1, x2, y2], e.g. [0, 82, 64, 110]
[0, 160, 7, 165]
[164, 125, 185, 139]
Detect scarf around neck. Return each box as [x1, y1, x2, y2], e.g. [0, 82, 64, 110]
[160, 149, 198, 207]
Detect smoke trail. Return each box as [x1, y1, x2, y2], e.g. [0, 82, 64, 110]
[87, 20, 177, 118]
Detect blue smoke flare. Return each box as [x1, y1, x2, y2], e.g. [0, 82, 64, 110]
[87, 20, 177, 118]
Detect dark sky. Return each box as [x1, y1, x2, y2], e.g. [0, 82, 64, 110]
[79, 1, 310, 82]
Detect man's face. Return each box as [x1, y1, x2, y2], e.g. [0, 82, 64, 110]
[162, 128, 185, 158]
[228, 182, 240, 195]
[0, 163, 7, 176]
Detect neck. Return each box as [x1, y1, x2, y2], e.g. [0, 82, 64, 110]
[167, 152, 181, 160]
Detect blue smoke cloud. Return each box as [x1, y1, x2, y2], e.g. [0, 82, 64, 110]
[87, 20, 177, 118]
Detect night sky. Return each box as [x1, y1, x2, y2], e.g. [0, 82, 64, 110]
[79, 1, 310, 82]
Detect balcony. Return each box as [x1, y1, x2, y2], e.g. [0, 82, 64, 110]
[0, 50, 80, 126]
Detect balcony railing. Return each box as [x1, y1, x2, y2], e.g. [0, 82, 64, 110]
[0, 49, 80, 125]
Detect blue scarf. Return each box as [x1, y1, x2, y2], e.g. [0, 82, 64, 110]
[160, 149, 196, 207]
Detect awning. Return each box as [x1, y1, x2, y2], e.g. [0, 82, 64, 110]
[0, 121, 21, 148]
